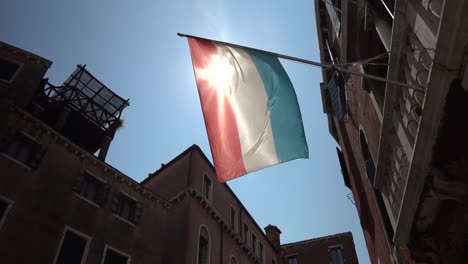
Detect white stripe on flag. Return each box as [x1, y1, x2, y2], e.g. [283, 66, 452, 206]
[214, 44, 279, 172]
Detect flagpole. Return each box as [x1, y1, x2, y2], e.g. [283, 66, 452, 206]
[177, 33, 426, 92]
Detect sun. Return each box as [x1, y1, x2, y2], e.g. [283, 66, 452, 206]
[194, 49, 238, 96]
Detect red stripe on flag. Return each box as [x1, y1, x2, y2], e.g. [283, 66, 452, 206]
[188, 38, 247, 182]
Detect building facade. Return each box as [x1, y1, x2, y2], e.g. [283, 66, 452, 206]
[0, 42, 169, 264]
[281, 231, 357, 264]
[0, 41, 359, 264]
[142, 144, 359, 264]
[315, 0, 468, 263]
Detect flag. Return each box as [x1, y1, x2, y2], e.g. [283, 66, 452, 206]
[187, 37, 308, 182]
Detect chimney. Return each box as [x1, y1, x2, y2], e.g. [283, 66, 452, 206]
[264, 224, 282, 251]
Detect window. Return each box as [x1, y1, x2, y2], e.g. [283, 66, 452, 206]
[259, 242, 265, 263]
[0, 132, 44, 168]
[330, 247, 344, 264]
[287, 255, 298, 264]
[360, 130, 376, 183]
[251, 233, 257, 254]
[73, 171, 109, 207]
[243, 223, 249, 245]
[102, 246, 130, 264]
[111, 192, 143, 225]
[0, 58, 20, 82]
[198, 225, 210, 264]
[54, 228, 90, 264]
[230, 207, 238, 232]
[0, 197, 12, 230]
[202, 173, 212, 202]
[324, 0, 341, 37]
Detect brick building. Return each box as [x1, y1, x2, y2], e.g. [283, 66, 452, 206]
[281, 231, 357, 264]
[143, 145, 359, 264]
[0, 41, 359, 263]
[315, 0, 468, 263]
[0, 42, 169, 263]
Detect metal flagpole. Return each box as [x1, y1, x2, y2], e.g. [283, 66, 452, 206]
[177, 33, 426, 92]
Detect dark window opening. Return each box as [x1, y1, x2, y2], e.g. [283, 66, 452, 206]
[330, 247, 344, 264]
[243, 223, 249, 245]
[55, 230, 88, 264]
[251, 233, 257, 254]
[0, 132, 44, 168]
[103, 248, 128, 264]
[287, 255, 298, 264]
[259, 242, 264, 262]
[111, 192, 143, 225]
[230, 207, 237, 231]
[73, 171, 109, 207]
[0, 59, 20, 81]
[360, 131, 376, 183]
[198, 233, 209, 264]
[203, 174, 212, 202]
[325, 0, 341, 37]
[363, 55, 388, 113]
[375, 190, 395, 244]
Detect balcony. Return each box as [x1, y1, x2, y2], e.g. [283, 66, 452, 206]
[374, 0, 446, 243]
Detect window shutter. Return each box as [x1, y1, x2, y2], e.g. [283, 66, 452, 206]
[72, 171, 85, 192]
[96, 183, 110, 207]
[111, 192, 121, 214]
[133, 202, 143, 224]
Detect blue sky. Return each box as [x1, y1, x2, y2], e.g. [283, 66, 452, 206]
[1, 0, 370, 262]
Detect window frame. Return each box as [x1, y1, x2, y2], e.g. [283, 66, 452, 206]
[259, 241, 265, 263]
[100, 245, 131, 264]
[112, 191, 141, 227]
[53, 226, 91, 264]
[0, 57, 22, 83]
[243, 222, 250, 246]
[329, 245, 345, 264]
[359, 128, 376, 184]
[197, 224, 211, 264]
[286, 254, 298, 264]
[251, 232, 257, 254]
[0, 195, 13, 231]
[74, 170, 107, 208]
[229, 206, 238, 232]
[202, 172, 213, 203]
[0, 131, 44, 169]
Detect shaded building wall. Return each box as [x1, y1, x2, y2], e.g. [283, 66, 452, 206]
[333, 68, 393, 264]
[0, 43, 51, 109]
[143, 150, 191, 200]
[189, 149, 280, 263]
[281, 232, 358, 264]
[144, 147, 280, 263]
[0, 42, 167, 264]
[0, 109, 167, 264]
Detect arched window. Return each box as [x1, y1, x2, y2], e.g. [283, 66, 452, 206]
[230, 256, 238, 264]
[197, 225, 210, 264]
[360, 130, 376, 183]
